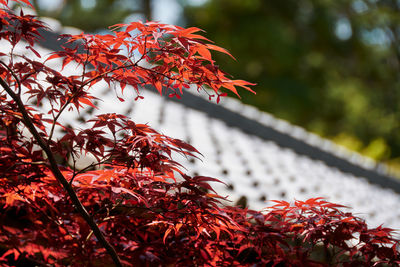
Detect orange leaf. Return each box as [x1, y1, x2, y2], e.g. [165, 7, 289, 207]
[4, 192, 24, 207]
[178, 27, 204, 36]
[155, 81, 163, 94]
[78, 97, 97, 109]
[196, 45, 212, 62]
[206, 44, 236, 60]
[175, 223, 183, 234]
[163, 228, 172, 244]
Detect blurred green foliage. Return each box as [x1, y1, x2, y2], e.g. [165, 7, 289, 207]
[182, 0, 400, 171]
[32, 0, 151, 32]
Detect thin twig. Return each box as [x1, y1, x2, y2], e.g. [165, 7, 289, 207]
[0, 60, 22, 95]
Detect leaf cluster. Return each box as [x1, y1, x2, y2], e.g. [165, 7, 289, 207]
[0, 1, 399, 266]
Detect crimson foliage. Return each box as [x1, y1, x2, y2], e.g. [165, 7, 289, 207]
[0, 0, 399, 266]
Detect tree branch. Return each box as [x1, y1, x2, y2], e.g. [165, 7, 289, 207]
[0, 77, 123, 267]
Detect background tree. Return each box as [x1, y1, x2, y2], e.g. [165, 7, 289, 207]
[183, 0, 400, 172]
[31, 0, 152, 32]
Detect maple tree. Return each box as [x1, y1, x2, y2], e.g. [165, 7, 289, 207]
[0, 0, 399, 266]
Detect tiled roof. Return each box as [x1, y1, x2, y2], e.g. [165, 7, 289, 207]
[8, 22, 400, 231]
[86, 88, 400, 229]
